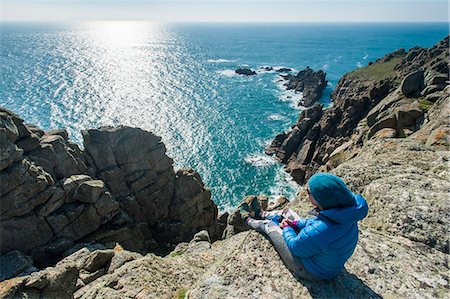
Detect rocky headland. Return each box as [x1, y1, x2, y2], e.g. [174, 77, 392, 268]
[1, 36, 449, 299]
[266, 36, 449, 185]
[281, 66, 327, 107]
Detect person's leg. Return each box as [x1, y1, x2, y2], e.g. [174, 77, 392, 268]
[245, 218, 267, 234]
[246, 219, 319, 280]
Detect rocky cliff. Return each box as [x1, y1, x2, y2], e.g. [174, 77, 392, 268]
[281, 66, 327, 107]
[0, 109, 220, 275]
[266, 36, 449, 185]
[1, 37, 449, 299]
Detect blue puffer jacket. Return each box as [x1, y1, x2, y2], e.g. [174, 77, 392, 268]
[282, 194, 368, 280]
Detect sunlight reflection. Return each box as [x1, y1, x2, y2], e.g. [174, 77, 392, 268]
[49, 20, 213, 174]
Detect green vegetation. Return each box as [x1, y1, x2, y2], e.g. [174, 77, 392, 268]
[169, 251, 184, 257]
[347, 57, 401, 82]
[418, 99, 434, 112]
[174, 288, 188, 299]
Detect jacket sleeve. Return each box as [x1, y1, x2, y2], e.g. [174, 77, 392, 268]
[295, 218, 311, 230]
[282, 223, 328, 257]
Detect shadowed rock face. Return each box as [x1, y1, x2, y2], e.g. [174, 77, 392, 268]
[0, 109, 220, 276]
[267, 36, 449, 185]
[281, 66, 327, 107]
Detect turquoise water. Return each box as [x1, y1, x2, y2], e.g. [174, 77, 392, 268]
[1, 22, 448, 210]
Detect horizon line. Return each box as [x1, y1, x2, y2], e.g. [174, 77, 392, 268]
[2, 20, 450, 24]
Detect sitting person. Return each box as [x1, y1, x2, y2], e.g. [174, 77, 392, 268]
[242, 173, 369, 280]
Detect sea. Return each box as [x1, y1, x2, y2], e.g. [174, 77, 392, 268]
[1, 22, 448, 211]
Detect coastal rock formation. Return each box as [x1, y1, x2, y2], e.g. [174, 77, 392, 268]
[1, 37, 449, 299]
[259, 66, 292, 73]
[235, 68, 256, 76]
[0, 108, 220, 278]
[259, 66, 274, 71]
[276, 67, 292, 73]
[267, 36, 449, 185]
[281, 66, 327, 107]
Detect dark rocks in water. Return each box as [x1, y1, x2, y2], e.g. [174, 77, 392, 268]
[259, 66, 274, 71]
[0, 107, 221, 280]
[258, 66, 292, 73]
[281, 66, 327, 107]
[235, 68, 256, 76]
[276, 67, 292, 73]
[266, 36, 449, 185]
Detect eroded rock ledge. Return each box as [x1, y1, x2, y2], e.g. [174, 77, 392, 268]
[0, 110, 221, 277]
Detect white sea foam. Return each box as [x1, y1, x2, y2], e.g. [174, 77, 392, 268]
[363, 53, 369, 60]
[267, 113, 288, 121]
[256, 138, 272, 148]
[269, 167, 300, 198]
[334, 56, 343, 63]
[274, 76, 304, 109]
[322, 63, 329, 70]
[207, 58, 237, 63]
[244, 154, 276, 167]
[356, 61, 363, 68]
[216, 69, 237, 77]
[256, 66, 276, 74]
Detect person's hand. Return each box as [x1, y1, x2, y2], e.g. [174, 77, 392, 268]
[279, 219, 293, 229]
[279, 219, 299, 229]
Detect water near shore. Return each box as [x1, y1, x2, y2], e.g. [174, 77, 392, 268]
[1, 22, 448, 210]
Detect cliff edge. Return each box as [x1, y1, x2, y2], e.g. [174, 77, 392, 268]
[1, 37, 449, 298]
[0, 111, 221, 274]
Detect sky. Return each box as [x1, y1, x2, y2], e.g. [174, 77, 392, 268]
[1, 0, 449, 22]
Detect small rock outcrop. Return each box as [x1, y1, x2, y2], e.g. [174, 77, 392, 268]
[0, 108, 220, 279]
[259, 66, 274, 71]
[276, 67, 292, 73]
[267, 36, 449, 185]
[235, 68, 256, 76]
[281, 66, 327, 107]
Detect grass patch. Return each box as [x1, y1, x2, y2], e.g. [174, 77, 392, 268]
[347, 57, 401, 82]
[174, 288, 188, 299]
[169, 251, 184, 257]
[418, 99, 434, 112]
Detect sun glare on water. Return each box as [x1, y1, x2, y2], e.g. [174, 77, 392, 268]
[2, 21, 304, 208]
